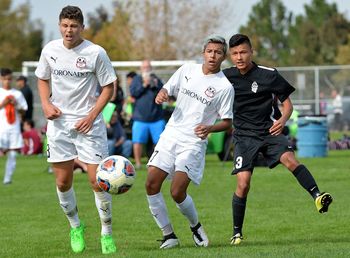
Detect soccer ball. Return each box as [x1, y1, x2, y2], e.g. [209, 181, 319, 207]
[96, 155, 136, 195]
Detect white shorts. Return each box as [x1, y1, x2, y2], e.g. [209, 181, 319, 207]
[46, 116, 108, 164]
[147, 136, 206, 185]
[0, 130, 23, 150]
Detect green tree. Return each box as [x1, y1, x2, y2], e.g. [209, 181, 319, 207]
[335, 34, 350, 64]
[288, 0, 350, 65]
[84, 0, 229, 61]
[239, 0, 292, 66]
[0, 0, 43, 70]
[84, 3, 136, 61]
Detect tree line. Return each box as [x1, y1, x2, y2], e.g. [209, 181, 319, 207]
[2, 0, 350, 70]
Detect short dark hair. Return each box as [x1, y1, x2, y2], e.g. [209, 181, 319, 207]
[229, 34, 252, 48]
[1, 68, 12, 77]
[24, 119, 35, 128]
[126, 71, 137, 78]
[16, 75, 27, 82]
[59, 5, 84, 25]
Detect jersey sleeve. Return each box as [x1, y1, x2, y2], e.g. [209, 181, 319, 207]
[95, 47, 117, 87]
[35, 48, 51, 80]
[163, 64, 185, 97]
[217, 85, 234, 120]
[273, 71, 295, 102]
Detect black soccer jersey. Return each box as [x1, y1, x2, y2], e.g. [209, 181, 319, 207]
[223, 62, 295, 134]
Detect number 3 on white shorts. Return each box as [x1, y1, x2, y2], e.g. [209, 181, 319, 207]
[235, 156, 243, 169]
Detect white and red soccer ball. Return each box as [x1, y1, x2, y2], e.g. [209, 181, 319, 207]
[96, 155, 136, 195]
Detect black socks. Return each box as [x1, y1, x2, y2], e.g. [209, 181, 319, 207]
[293, 164, 320, 199]
[232, 193, 247, 235]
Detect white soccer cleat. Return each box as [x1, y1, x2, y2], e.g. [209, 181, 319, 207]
[191, 222, 209, 247]
[159, 233, 179, 249]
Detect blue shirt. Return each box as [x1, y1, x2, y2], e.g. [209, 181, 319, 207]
[129, 74, 164, 122]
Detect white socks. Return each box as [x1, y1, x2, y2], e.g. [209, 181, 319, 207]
[56, 187, 80, 228]
[176, 194, 198, 227]
[57, 187, 113, 235]
[4, 150, 16, 184]
[148, 193, 199, 234]
[147, 192, 174, 235]
[94, 191, 112, 236]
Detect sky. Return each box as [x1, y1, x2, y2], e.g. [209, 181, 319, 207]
[11, 0, 350, 44]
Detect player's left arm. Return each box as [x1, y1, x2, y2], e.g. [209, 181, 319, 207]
[75, 83, 114, 134]
[75, 48, 116, 133]
[195, 119, 232, 140]
[269, 97, 293, 136]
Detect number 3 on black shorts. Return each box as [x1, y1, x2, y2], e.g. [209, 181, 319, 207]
[235, 156, 243, 169]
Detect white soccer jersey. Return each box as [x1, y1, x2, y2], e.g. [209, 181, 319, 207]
[35, 39, 116, 120]
[0, 88, 28, 133]
[162, 63, 234, 145]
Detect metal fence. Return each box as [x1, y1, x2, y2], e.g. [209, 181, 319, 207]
[18, 62, 350, 130]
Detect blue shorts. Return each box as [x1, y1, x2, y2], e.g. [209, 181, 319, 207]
[132, 120, 165, 144]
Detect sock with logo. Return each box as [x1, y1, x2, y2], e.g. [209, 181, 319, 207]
[56, 187, 80, 228]
[147, 192, 174, 236]
[94, 191, 112, 235]
[176, 194, 198, 228]
[292, 164, 320, 199]
[232, 193, 247, 236]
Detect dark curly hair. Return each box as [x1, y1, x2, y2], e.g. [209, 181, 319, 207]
[59, 5, 84, 25]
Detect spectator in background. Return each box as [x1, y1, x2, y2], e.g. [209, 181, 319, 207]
[16, 75, 33, 120]
[126, 71, 137, 87]
[319, 91, 327, 116]
[0, 68, 28, 184]
[124, 71, 137, 124]
[22, 119, 43, 155]
[331, 89, 343, 131]
[109, 78, 125, 124]
[106, 111, 132, 158]
[130, 60, 165, 169]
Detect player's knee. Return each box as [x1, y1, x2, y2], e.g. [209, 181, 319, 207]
[280, 152, 299, 171]
[170, 188, 186, 203]
[56, 181, 72, 192]
[145, 178, 160, 195]
[86, 176, 100, 191]
[236, 181, 250, 195]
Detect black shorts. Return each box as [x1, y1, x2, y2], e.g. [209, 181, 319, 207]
[232, 130, 294, 174]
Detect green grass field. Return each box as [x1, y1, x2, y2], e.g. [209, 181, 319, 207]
[1, 151, 350, 258]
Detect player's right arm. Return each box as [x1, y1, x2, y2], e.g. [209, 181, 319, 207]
[37, 79, 62, 120]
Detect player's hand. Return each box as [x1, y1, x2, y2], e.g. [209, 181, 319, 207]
[1, 98, 11, 107]
[155, 89, 168, 104]
[75, 116, 94, 134]
[269, 119, 285, 136]
[2, 95, 16, 107]
[194, 124, 211, 140]
[42, 103, 62, 120]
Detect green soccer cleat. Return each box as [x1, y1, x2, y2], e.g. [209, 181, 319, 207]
[70, 222, 85, 253]
[315, 192, 333, 213]
[230, 233, 243, 246]
[101, 234, 117, 254]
